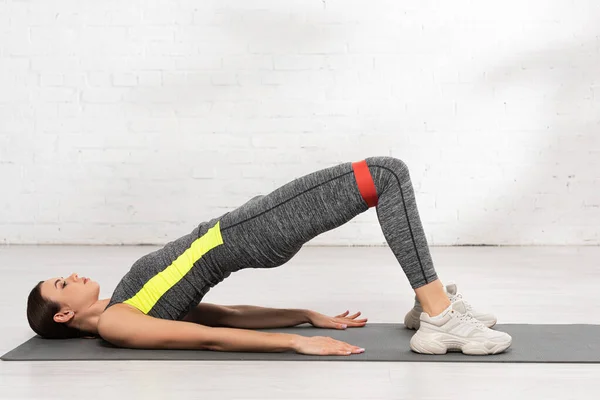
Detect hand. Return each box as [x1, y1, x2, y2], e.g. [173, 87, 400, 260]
[292, 335, 365, 356]
[307, 310, 368, 330]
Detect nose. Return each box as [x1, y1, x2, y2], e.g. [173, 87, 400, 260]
[68, 273, 79, 282]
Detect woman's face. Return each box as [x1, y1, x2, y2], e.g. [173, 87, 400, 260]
[40, 273, 101, 323]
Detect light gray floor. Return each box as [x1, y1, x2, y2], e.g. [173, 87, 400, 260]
[1, 245, 599, 399]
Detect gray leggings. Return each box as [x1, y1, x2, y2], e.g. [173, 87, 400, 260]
[217, 156, 438, 289]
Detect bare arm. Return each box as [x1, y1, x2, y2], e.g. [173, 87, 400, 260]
[98, 304, 298, 352]
[225, 305, 312, 329]
[183, 303, 313, 329]
[185, 303, 367, 331]
[180, 302, 238, 327]
[98, 304, 365, 356]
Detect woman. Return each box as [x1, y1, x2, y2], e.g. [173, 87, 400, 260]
[27, 156, 512, 356]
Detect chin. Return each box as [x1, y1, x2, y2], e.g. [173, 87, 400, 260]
[89, 281, 101, 298]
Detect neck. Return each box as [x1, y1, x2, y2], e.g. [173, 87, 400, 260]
[71, 298, 111, 336]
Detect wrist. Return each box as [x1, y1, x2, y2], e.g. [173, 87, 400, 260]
[302, 309, 316, 324]
[288, 333, 303, 352]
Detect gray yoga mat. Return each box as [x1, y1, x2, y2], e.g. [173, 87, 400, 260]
[2, 324, 599, 363]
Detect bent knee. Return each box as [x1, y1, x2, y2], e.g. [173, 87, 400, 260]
[365, 156, 410, 174]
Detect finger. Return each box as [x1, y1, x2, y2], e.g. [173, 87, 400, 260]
[339, 344, 362, 355]
[337, 340, 362, 350]
[347, 321, 368, 327]
[329, 343, 351, 356]
[339, 317, 368, 323]
[326, 348, 349, 356]
[338, 311, 361, 319]
[335, 318, 368, 326]
[347, 321, 367, 328]
[343, 344, 365, 354]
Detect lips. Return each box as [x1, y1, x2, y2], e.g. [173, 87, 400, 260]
[83, 278, 89, 284]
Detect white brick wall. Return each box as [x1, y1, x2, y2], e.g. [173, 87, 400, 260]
[0, 0, 598, 245]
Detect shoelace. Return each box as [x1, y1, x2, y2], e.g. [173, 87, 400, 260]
[449, 293, 473, 312]
[451, 309, 486, 329]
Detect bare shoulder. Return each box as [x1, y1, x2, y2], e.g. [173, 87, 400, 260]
[97, 303, 216, 350]
[97, 303, 148, 345]
[100, 303, 142, 320]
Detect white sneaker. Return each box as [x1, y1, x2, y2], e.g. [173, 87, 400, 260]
[404, 282, 497, 330]
[409, 300, 512, 355]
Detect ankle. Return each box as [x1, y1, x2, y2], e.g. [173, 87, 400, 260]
[422, 298, 451, 317]
[414, 279, 451, 317]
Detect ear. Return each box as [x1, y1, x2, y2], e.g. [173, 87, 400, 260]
[53, 309, 75, 324]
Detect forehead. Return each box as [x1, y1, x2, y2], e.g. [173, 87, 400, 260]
[41, 277, 60, 298]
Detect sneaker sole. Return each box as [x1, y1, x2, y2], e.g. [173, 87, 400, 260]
[409, 330, 512, 355]
[404, 309, 497, 330]
[403, 308, 422, 330]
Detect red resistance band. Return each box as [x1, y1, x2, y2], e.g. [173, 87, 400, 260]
[351, 160, 378, 208]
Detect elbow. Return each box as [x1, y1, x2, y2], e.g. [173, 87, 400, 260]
[100, 333, 130, 349]
[192, 328, 227, 352]
[218, 307, 242, 328]
[98, 328, 148, 349]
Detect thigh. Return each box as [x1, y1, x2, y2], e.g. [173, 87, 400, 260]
[219, 161, 369, 269]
